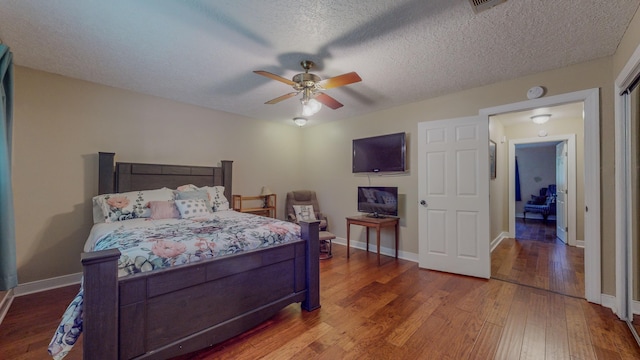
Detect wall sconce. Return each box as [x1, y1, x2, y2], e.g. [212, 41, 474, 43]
[293, 117, 308, 126]
[530, 114, 551, 124]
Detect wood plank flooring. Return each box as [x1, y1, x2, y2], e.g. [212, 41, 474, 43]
[492, 218, 584, 298]
[1, 244, 637, 359]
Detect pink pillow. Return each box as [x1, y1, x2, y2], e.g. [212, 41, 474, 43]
[149, 201, 180, 220]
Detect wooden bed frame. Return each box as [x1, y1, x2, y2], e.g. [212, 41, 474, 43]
[81, 152, 320, 359]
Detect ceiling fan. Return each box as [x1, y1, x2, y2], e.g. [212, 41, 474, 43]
[254, 60, 362, 116]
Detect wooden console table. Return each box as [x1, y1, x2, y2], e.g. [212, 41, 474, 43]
[232, 194, 276, 218]
[346, 215, 399, 265]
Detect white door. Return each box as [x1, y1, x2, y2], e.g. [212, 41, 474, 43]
[556, 141, 568, 244]
[418, 116, 490, 278]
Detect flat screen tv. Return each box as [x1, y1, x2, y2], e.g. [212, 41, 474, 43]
[357, 186, 398, 218]
[352, 132, 406, 173]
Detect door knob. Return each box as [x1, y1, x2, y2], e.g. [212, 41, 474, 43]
[420, 200, 427, 207]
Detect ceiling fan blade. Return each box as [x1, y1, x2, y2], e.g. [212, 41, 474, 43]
[315, 93, 344, 109]
[317, 72, 362, 90]
[265, 92, 298, 104]
[254, 70, 296, 86]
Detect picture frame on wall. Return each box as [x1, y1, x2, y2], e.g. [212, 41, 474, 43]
[489, 140, 496, 179]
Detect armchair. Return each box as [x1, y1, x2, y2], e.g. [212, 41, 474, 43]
[285, 190, 334, 259]
[523, 184, 556, 223]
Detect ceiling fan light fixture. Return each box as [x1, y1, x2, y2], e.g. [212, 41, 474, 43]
[301, 98, 322, 116]
[293, 117, 308, 127]
[531, 114, 551, 124]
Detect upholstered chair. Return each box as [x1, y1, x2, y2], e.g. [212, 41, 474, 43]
[285, 190, 328, 230]
[285, 190, 334, 259]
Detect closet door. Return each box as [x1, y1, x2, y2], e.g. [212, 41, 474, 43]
[629, 82, 640, 339]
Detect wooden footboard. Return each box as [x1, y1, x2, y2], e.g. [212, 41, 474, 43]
[81, 221, 320, 359]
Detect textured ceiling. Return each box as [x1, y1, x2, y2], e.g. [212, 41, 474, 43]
[0, 0, 638, 126]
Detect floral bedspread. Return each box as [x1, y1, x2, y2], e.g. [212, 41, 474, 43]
[48, 211, 301, 359]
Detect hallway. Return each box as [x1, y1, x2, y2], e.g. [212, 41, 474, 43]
[491, 218, 584, 298]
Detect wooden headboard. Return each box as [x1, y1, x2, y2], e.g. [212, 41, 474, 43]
[98, 152, 233, 200]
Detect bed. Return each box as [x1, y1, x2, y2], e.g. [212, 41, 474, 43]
[50, 152, 320, 359]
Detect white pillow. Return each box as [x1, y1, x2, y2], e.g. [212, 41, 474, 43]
[292, 204, 317, 222]
[94, 187, 175, 223]
[175, 199, 212, 219]
[201, 186, 230, 211]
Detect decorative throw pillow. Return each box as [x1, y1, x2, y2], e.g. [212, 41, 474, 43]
[175, 199, 212, 219]
[176, 184, 199, 192]
[292, 204, 317, 222]
[201, 186, 230, 211]
[148, 201, 180, 220]
[94, 187, 175, 223]
[176, 189, 211, 208]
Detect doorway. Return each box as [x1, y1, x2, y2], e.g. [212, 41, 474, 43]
[490, 105, 583, 298]
[509, 132, 578, 247]
[480, 88, 601, 304]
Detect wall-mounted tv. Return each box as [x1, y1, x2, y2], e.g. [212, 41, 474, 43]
[352, 132, 406, 173]
[357, 186, 398, 218]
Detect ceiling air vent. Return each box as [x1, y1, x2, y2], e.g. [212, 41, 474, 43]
[469, 0, 507, 13]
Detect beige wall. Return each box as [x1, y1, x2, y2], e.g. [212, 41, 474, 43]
[304, 57, 616, 294]
[12, 66, 306, 283]
[489, 119, 507, 241]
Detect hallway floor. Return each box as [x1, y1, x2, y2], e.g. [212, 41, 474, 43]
[492, 218, 584, 298]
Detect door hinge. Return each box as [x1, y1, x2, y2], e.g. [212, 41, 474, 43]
[565, 227, 568, 232]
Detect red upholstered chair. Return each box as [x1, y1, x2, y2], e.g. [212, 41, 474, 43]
[285, 190, 335, 259]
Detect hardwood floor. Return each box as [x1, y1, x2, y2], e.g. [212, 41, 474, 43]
[492, 218, 584, 298]
[0, 285, 83, 360]
[1, 244, 637, 359]
[515, 217, 558, 242]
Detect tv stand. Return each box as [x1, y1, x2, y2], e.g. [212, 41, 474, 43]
[346, 215, 399, 265]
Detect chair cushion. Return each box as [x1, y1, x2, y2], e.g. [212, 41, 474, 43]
[319, 231, 336, 241]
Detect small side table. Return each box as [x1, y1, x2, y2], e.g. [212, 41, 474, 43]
[346, 215, 399, 265]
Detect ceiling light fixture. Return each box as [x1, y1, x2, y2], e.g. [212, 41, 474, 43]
[300, 88, 322, 116]
[293, 117, 308, 127]
[531, 114, 551, 124]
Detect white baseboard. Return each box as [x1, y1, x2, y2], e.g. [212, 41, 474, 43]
[0, 289, 14, 326]
[601, 293, 619, 317]
[13, 272, 82, 297]
[332, 237, 419, 263]
[491, 232, 510, 252]
[576, 239, 585, 248]
[0, 273, 82, 326]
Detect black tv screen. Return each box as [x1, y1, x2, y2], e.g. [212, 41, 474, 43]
[357, 186, 398, 217]
[352, 132, 406, 173]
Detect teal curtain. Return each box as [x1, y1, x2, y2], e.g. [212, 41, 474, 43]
[0, 44, 17, 290]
